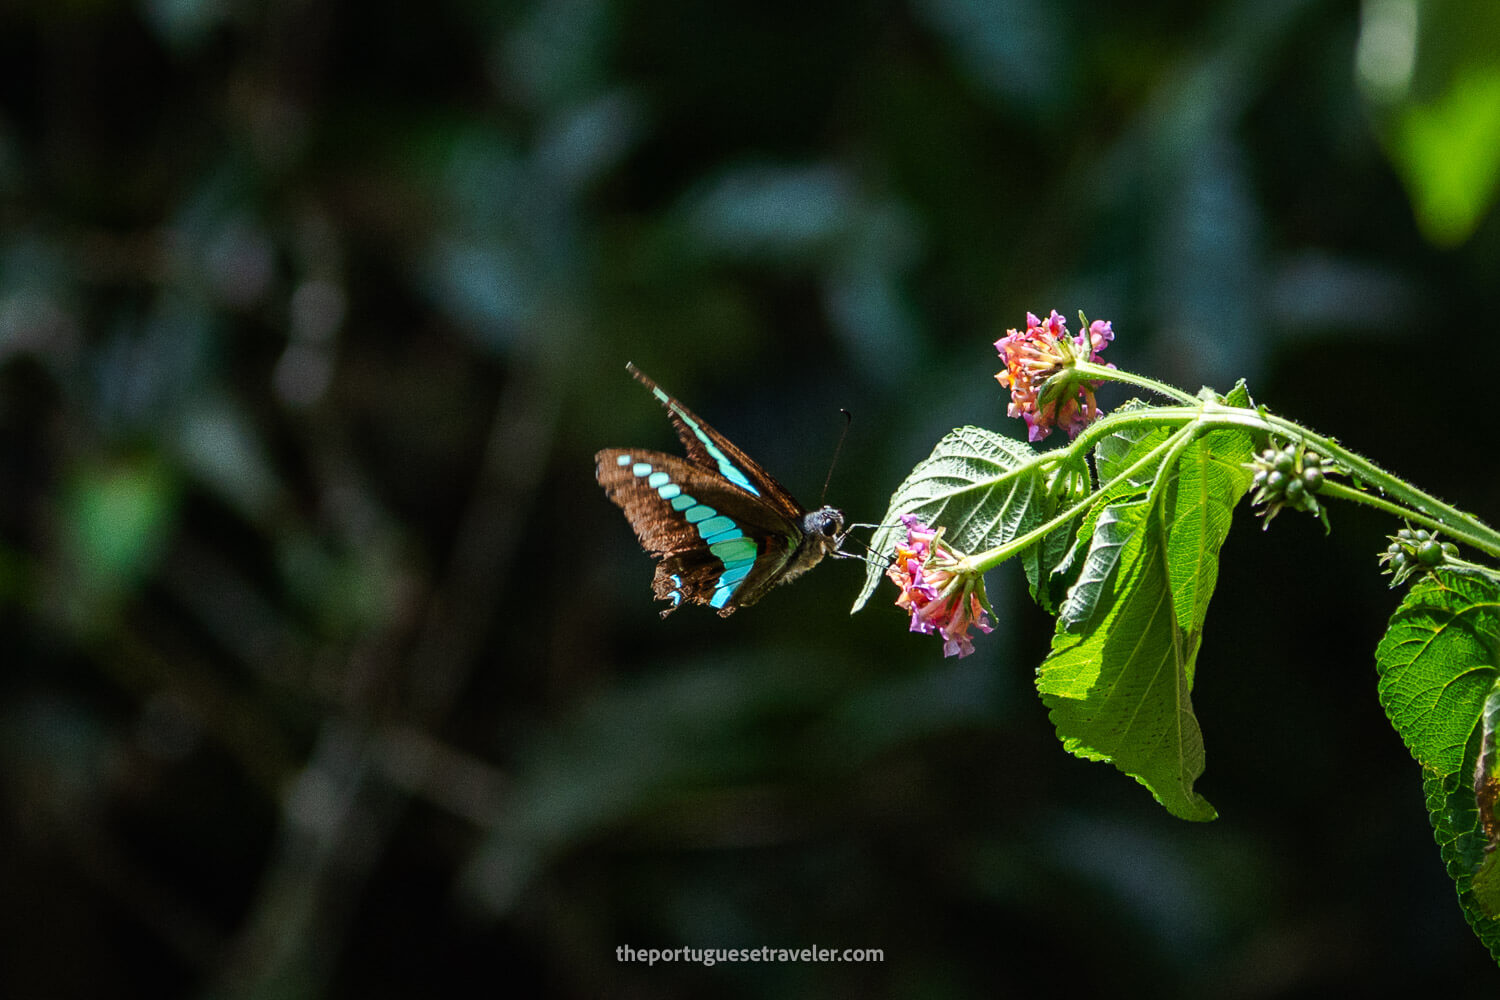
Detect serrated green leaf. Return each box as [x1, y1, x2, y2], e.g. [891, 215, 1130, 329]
[1165, 427, 1254, 637]
[1025, 462, 1089, 616]
[1040, 497, 1216, 821]
[1472, 684, 1500, 918]
[852, 426, 1048, 613]
[1050, 418, 1171, 594]
[1092, 401, 1170, 486]
[1059, 499, 1147, 632]
[1375, 571, 1500, 962]
[1375, 572, 1500, 775]
[1037, 427, 1253, 822]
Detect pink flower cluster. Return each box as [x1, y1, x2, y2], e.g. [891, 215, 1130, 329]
[886, 514, 993, 658]
[995, 310, 1114, 441]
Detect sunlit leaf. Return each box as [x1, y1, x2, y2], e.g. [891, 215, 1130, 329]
[1058, 499, 1145, 632]
[1165, 425, 1254, 636]
[1055, 411, 1176, 626]
[1092, 401, 1171, 487]
[1038, 423, 1253, 822]
[1375, 570, 1500, 961]
[851, 426, 1047, 613]
[1040, 497, 1217, 821]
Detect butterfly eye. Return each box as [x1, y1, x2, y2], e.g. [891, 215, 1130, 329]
[805, 506, 844, 538]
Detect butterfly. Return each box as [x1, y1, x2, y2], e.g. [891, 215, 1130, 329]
[596, 363, 847, 617]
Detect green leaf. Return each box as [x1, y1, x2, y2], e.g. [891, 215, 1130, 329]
[1222, 378, 1253, 410]
[851, 426, 1049, 613]
[1375, 571, 1500, 962]
[1092, 400, 1170, 486]
[1027, 460, 1090, 615]
[1050, 404, 1172, 597]
[1165, 426, 1255, 636]
[1386, 66, 1500, 248]
[1059, 499, 1145, 632]
[1040, 497, 1216, 820]
[1037, 424, 1254, 822]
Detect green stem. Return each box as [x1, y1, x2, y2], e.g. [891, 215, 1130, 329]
[1315, 480, 1421, 524]
[1038, 407, 1200, 485]
[1312, 461, 1500, 557]
[1311, 480, 1497, 555]
[1074, 360, 1200, 406]
[1259, 413, 1500, 553]
[1188, 406, 1500, 558]
[946, 382, 1500, 576]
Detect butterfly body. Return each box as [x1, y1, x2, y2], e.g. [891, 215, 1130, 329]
[596, 364, 844, 617]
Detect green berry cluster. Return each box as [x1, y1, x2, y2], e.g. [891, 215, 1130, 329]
[1248, 442, 1330, 529]
[1379, 527, 1458, 586]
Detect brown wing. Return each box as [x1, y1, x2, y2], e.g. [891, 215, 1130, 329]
[624, 363, 807, 522]
[595, 448, 801, 616]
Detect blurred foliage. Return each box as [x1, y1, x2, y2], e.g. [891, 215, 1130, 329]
[2, 0, 1500, 996]
[1359, 0, 1500, 244]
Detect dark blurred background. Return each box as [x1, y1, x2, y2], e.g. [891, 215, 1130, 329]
[3, 0, 1499, 996]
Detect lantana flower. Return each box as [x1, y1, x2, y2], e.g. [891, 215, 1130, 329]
[995, 310, 1115, 441]
[886, 514, 993, 658]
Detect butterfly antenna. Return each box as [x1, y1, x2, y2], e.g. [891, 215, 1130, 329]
[820, 408, 853, 506]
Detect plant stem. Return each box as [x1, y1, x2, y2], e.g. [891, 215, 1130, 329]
[1311, 480, 1500, 555]
[1046, 404, 1199, 467]
[1259, 414, 1500, 554]
[1191, 407, 1500, 559]
[959, 424, 1197, 574]
[1073, 360, 1200, 406]
[954, 382, 1500, 576]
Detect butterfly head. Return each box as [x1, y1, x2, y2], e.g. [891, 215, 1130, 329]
[803, 505, 845, 542]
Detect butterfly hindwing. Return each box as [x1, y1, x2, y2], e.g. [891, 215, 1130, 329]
[595, 448, 801, 616]
[649, 527, 797, 614]
[596, 365, 845, 617]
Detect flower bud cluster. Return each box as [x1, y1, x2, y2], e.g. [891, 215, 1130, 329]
[1379, 527, 1458, 587]
[994, 310, 1114, 442]
[1248, 443, 1329, 528]
[886, 514, 993, 658]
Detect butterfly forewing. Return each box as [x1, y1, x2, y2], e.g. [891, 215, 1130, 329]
[621, 363, 807, 523]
